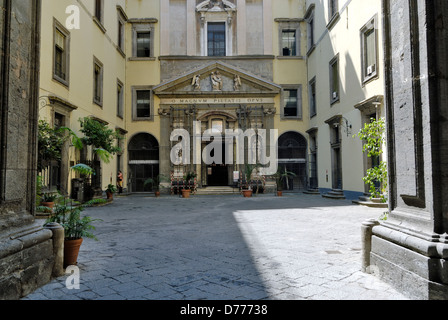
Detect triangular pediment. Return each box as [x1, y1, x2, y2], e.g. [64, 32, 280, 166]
[153, 61, 281, 98]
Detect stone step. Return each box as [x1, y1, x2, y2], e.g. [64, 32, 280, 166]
[303, 189, 320, 195]
[352, 199, 388, 208]
[322, 189, 346, 199]
[195, 187, 240, 195]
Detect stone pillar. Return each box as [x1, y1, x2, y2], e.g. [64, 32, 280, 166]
[361, 219, 379, 273]
[366, 0, 448, 300]
[44, 223, 65, 277]
[159, 109, 172, 194]
[0, 0, 55, 300]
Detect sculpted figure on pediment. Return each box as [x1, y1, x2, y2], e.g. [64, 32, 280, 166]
[211, 71, 223, 91]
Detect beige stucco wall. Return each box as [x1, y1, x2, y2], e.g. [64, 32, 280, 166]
[306, 0, 385, 194]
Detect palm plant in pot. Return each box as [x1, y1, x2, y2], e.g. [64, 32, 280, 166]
[182, 171, 197, 198]
[44, 198, 104, 267]
[105, 184, 117, 200]
[241, 163, 260, 198]
[274, 166, 297, 196]
[144, 174, 169, 197]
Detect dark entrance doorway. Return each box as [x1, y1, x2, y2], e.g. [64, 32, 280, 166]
[206, 141, 229, 186]
[128, 133, 159, 192]
[278, 132, 308, 191]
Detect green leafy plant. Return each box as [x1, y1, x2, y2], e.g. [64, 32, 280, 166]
[183, 172, 197, 190]
[144, 174, 169, 191]
[363, 161, 388, 201]
[355, 117, 386, 158]
[79, 117, 123, 163]
[242, 163, 262, 190]
[41, 193, 59, 203]
[106, 184, 117, 194]
[37, 120, 67, 171]
[70, 163, 94, 176]
[354, 117, 388, 202]
[274, 166, 297, 191]
[44, 198, 105, 240]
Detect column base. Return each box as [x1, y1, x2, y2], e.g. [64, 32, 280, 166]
[368, 225, 448, 300]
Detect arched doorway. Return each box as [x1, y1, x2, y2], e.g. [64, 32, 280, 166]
[128, 133, 159, 192]
[278, 132, 308, 191]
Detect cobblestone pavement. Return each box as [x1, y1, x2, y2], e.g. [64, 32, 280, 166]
[23, 193, 408, 300]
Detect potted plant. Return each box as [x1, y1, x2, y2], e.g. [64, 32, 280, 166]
[41, 192, 59, 211]
[274, 166, 297, 196]
[44, 198, 104, 267]
[144, 174, 169, 197]
[182, 172, 197, 198]
[105, 184, 117, 200]
[241, 163, 259, 198]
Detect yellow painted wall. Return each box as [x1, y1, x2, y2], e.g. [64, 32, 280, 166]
[39, 0, 128, 194]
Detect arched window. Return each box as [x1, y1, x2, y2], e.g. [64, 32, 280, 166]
[129, 133, 159, 161]
[278, 132, 307, 160]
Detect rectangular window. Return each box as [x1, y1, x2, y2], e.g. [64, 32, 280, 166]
[361, 16, 378, 83]
[137, 32, 151, 57]
[118, 19, 124, 52]
[309, 77, 317, 117]
[53, 20, 70, 86]
[329, 55, 339, 104]
[131, 23, 155, 59]
[95, 0, 103, 22]
[329, 0, 338, 19]
[136, 90, 151, 119]
[117, 81, 123, 118]
[282, 86, 302, 119]
[54, 30, 65, 79]
[282, 30, 297, 56]
[309, 18, 314, 47]
[208, 22, 226, 57]
[93, 58, 103, 106]
[284, 89, 298, 117]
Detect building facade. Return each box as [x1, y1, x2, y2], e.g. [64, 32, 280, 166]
[305, 0, 385, 200]
[38, 0, 387, 200]
[39, 0, 314, 197]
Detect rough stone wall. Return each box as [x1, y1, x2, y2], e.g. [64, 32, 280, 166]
[367, 0, 448, 300]
[0, 0, 55, 300]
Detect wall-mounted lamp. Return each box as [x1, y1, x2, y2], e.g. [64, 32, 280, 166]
[334, 117, 352, 136]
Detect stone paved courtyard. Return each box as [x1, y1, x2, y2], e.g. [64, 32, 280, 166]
[22, 193, 408, 300]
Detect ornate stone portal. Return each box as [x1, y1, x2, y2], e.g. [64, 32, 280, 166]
[154, 62, 280, 190]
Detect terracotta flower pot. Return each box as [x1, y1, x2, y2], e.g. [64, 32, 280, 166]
[41, 202, 54, 213]
[277, 191, 283, 197]
[155, 191, 161, 197]
[242, 189, 253, 198]
[182, 189, 191, 198]
[64, 238, 83, 268]
[106, 191, 113, 200]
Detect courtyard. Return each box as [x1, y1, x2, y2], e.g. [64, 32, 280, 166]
[23, 193, 407, 301]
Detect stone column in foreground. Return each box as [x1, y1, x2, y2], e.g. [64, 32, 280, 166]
[364, 0, 448, 300]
